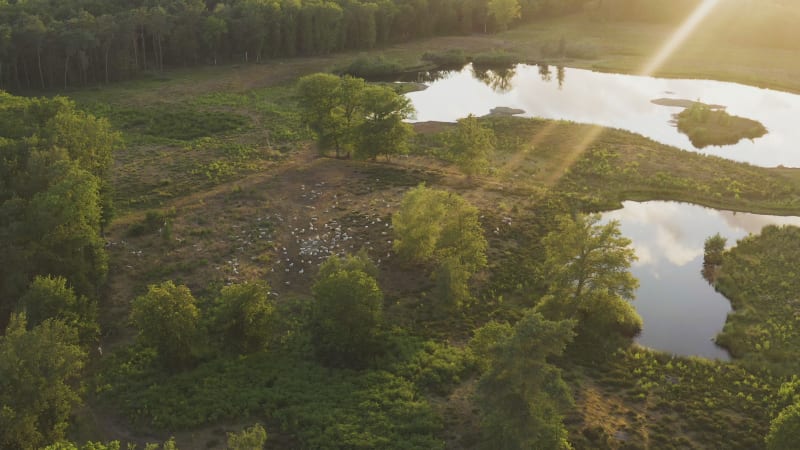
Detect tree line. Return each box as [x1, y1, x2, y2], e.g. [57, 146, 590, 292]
[0, 92, 117, 448]
[0, 0, 589, 90]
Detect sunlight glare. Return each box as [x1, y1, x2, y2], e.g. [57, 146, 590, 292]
[544, 0, 724, 187]
[640, 0, 723, 76]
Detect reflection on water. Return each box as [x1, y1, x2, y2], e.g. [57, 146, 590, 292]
[600, 201, 800, 360]
[472, 65, 517, 93]
[404, 64, 800, 167]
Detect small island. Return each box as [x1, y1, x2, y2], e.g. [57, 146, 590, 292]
[676, 102, 767, 148]
[486, 106, 526, 117]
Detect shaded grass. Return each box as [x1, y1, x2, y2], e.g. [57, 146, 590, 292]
[103, 107, 250, 141]
[96, 329, 473, 448]
[568, 348, 779, 450]
[76, 82, 310, 212]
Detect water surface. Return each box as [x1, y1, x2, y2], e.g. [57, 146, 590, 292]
[600, 201, 800, 359]
[405, 65, 800, 167]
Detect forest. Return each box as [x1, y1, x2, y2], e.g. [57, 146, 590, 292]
[3, 0, 800, 449]
[0, 0, 589, 90]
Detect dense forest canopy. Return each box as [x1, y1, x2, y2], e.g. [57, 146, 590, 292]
[0, 92, 118, 325]
[0, 0, 589, 90]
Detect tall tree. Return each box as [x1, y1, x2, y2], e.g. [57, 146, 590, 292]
[0, 23, 11, 90]
[95, 14, 118, 84]
[211, 282, 276, 354]
[393, 184, 487, 307]
[447, 114, 495, 178]
[296, 73, 367, 158]
[472, 311, 575, 449]
[18, 275, 98, 344]
[130, 281, 201, 369]
[356, 84, 415, 161]
[535, 214, 641, 354]
[0, 314, 87, 450]
[488, 0, 521, 31]
[311, 254, 384, 368]
[202, 14, 227, 65]
[15, 13, 47, 88]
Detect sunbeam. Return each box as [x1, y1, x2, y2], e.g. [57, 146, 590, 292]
[543, 0, 724, 188]
[640, 0, 724, 76]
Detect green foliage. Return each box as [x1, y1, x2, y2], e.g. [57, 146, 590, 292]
[43, 441, 122, 450]
[474, 311, 575, 449]
[109, 107, 250, 141]
[488, 0, 522, 31]
[393, 184, 487, 307]
[130, 281, 201, 369]
[536, 214, 641, 355]
[18, 275, 98, 344]
[767, 403, 800, 450]
[312, 257, 384, 368]
[99, 352, 444, 448]
[704, 233, 727, 266]
[0, 0, 587, 90]
[471, 50, 519, 68]
[469, 320, 513, 371]
[0, 93, 116, 318]
[341, 55, 404, 78]
[592, 347, 777, 449]
[715, 225, 800, 372]
[317, 248, 379, 279]
[356, 85, 415, 161]
[297, 73, 350, 155]
[227, 424, 267, 450]
[676, 103, 767, 149]
[297, 73, 415, 160]
[446, 114, 496, 177]
[383, 335, 475, 395]
[421, 50, 469, 67]
[127, 210, 172, 238]
[0, 314, 87, 450]
[211, 282, 276, 354]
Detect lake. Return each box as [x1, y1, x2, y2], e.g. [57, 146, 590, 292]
[404, 64, 800, 168]
[600, 201, 800, 359]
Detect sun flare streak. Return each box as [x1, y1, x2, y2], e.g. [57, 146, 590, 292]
[543, 0, 724, 187]
[640, 0, 723, 76]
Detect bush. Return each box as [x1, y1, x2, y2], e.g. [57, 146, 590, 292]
[130, 281, 202, 369]
[311, 265, 384, 368]
[421, 50, 469, 67]
[210, 282, 276, 354]
[341, 55, 403, 78]
[127, 210, 172, 237]
[110, 107, 249, 141]
[471, 50, 519, 69]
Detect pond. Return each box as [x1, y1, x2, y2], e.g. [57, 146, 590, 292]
[600, 201, 800, 360]
[404, 64, 800, 168]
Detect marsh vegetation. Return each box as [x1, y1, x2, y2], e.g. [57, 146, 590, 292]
[4, 1, 800, 449]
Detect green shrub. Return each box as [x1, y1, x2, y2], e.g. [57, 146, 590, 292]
[341, 55, 404, 78]
[421, 50, 469, 67]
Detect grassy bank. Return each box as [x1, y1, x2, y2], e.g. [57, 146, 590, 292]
[715, 225, 800, 375]
[414, 116, 800, 216]
[359, 12, 800, 95]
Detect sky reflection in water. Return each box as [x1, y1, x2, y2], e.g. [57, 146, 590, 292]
[406, 64, 800, 167]
[601, 201, 800, 360]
